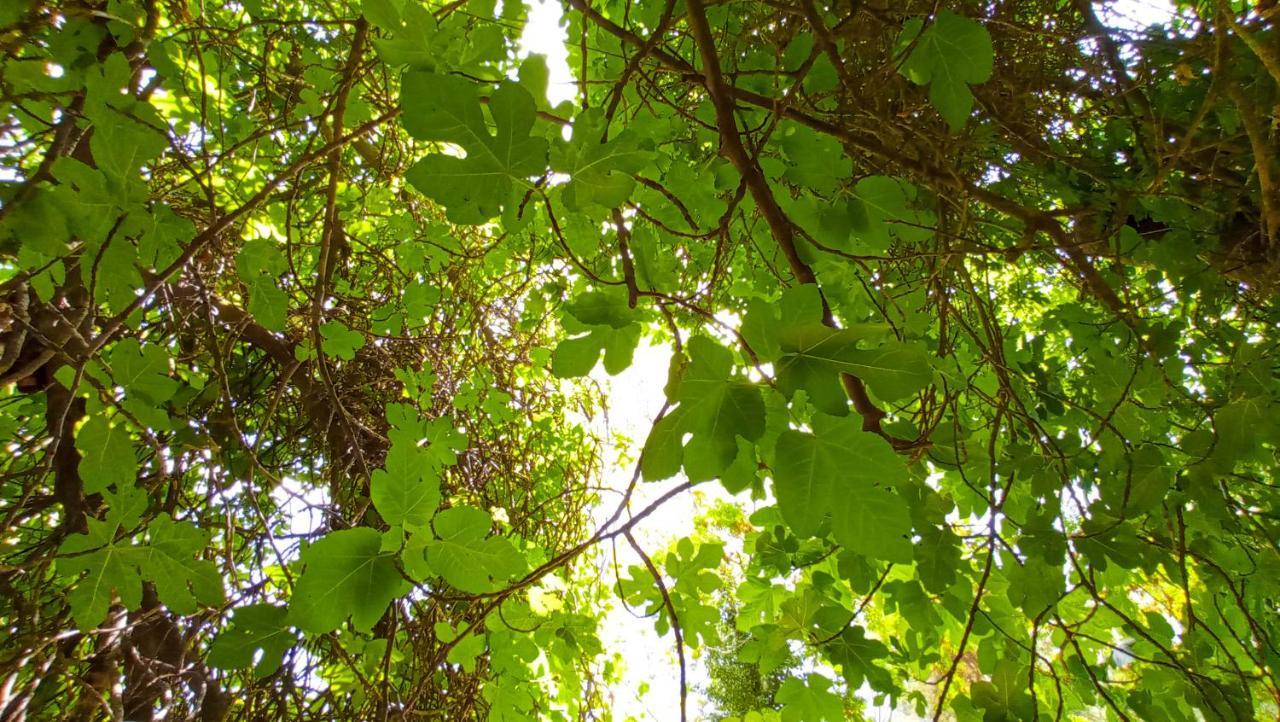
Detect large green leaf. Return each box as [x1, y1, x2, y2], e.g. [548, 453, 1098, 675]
[900, 11, 994, 130]
[143, 514, 225, 614]
[288, 528, 405, 634]
[370, 441, 441, 531]
[1214, 395, 1273, 462]
[772, 429, 834, 538]
[401, 74, 548, 224]
[776, 674, 844, 722]
[772, 414, 913, 561]
[57, 486, 223, 629]
[89, 114, 167, 183]
[778, 323, 931, 403]
[640, 410, 685, 481]
[551, 289, 643, 377]
[824, 625, 894, 692]
[913, 525, 963, 593]
[109, 338, 179, 403]
[208, 604, 297, 678]
[847, 175, 936, 252]
[422, 506, 525, 594]
[640, 336, 765, 482]
[74, 413, 138, 494]
[829, 482, 913, 564]
[740, 285, 828, 364]
[319, 321, 365, 360]
[552, 109, 653, 211]
[551, 323, 641, 377]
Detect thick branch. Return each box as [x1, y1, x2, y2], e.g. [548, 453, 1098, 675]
[684, 0, 812, 285]
[684, 0, 902, 440]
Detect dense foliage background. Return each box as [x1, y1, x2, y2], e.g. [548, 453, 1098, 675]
[0, 0, 1277, 719]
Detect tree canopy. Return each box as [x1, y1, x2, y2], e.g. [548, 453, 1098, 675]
[0, 0, 1278, 720]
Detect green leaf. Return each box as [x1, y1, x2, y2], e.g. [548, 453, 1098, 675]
[208, 604, 297, 679]
[900, 11, 994, 130]
[776, 325, 861, 415]
[740, 285, 829, 364]
[288, 528, 405, 634]
[371, 2, 439, 67]
[1214, 396, 1273, 462]
[640, 410, 685, 481]
[58, 490, 146, 629]
[601, 323, 642, 374]
[1076, 514, 1147, 571]
[848, 175, 935, 252]
[775, 123, 848, 194]
[1, 186, 70, 258]
[564, 289, 637, 329]
[109, 338, 179, 403]
[1006, 556, 1063, 616]
[772, 429, 836, 538]
[972, 660, 1035, 720]
[552, 109, 652, 211]
[824, 625, 893, 692]
[89, 109, 168, 181]
[143, 514, 225, 614]
[247, 277, 289, 332]
[551, 333, 603, 377]
[772, 414, 913, 562]
[655, 336, 766, 481]
[913, 525, 962, 593]
[551, 290, 642, 377]
[401, 74, 548, 223]
[75, 413, 137, 494]
[319, 321, 365, 360]
[436, 621, 486, 673]
[778, 324, 931, 403]
[236, 239, 288, 278]
[518, 54, 550, 106]
[97, 235, 142, 313]
[237, 240, 290, 331]
[424, 506, 525, 593]
[58, 487, 221, 629]
[829, 481, 914, 564]
[370, 441, 441, 531]
[49, 159, 120, 247]
[403, 280, 440, 323]
[550, 324, 641, 377]
[362, 0, 402, 30]
[619, 539, 724, 647]
[136, 204, 191, 270]
[776, 674, 844, 722]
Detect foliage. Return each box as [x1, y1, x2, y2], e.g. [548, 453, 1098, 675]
[1, 0, 1279, 720]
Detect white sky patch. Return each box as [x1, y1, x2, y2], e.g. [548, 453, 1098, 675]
[1098, 0, 1178, 29]
[588, 341, 720, 719]
[272, 477, 329, 541]
[518, 0, 577, 106]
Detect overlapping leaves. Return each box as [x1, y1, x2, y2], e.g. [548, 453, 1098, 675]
[899, 11, 995, 130]
[401, 73, 547, 224]
[58, 486, 224, 629]
[640, 336, 766, 482]
[551, 289, 643, 378]
[772, 414, 914, 563]
[418, 505, 525, 594]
